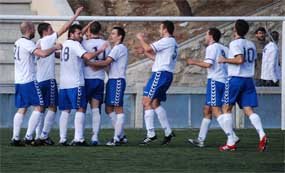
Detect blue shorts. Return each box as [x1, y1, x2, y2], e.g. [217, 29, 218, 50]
[105, 78, 126, 107]
[222, 77, 258, 108]
[38, 79, 58, 107]
[85, 79, 104, 103]
[15, 81, 44, 108]
[143, 71, 173, 102]
[58, 86, 87, 110]
[205, 79, 225, 107]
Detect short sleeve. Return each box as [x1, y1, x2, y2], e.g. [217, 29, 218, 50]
[204, 45, 216, 64]
[75, 42, 87, 58]
[24, 40, 37, 54]
[108, 46, 120, 61]
[150, 38, 171, 53]
[40, 32, 58, 49]
[230, 41, 243, 57]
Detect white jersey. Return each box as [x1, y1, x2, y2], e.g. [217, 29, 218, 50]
[59, 40, 87, 89]
[14, 37, 37, 84]
[204, 42, 228, 83]
[36, 32, 57, 82]
[108, 44, 128, 79]
[81, 38, 110, 80]
[261, 42, 281, 82]
[150, 37, 178, 73]
[227, 38, 257, 77]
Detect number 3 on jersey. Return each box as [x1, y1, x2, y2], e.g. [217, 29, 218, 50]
[61, 47, 69, 62]
[243, 47, 255, 63]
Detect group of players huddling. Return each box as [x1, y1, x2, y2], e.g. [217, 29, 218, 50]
[10, 7, 267, 152]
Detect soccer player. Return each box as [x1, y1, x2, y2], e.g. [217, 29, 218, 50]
[218, 19, 267, 152]
[81, 21, 111, 145]
[85, 26, 128, 146]
[34, 7, 83, 145]
[136, 21, 177, 145]
[261, 31, 281, 86]
[11, 21, 61, 146]
[58, 24, 108, 146]
[186, 28, 239, 148]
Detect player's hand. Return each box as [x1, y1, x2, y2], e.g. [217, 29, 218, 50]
[75, 6, 84, 16]
[187, 58, 195, 65]
[218, 56, 226, 63]
[134, 46, 144, 54]
[54, 43, 62, 50]
[136, 33, 145, 40]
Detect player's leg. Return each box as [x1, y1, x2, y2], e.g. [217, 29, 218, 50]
[11, 108, 27, 146]
[240, 78, 267, 151]
[86, 79, 104, 145]
[243, 107, 267, 152]
[91, 98, 101, 145]
[58, 89, 71, 145]
[218, 78, 239, 151]
[39, 106, 56, 145]
[152, 99, 174, 145]
[40, 79, 58, 144]
[139, 96, 157, 145]
[24, 81, 44, 144]
[71, 87, 87, 146]
[188, 105, 211, 147]
[106, 78, 126, 146]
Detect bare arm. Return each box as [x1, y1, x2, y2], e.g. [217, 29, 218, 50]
[187, 58, 211, 68]
[218, 54, 244, 64]
[86, 57, 113, 68]
[82, 42, 109, 60]
[82, 20, 95, 35]
[33, 43, 62, 57]
[136, 33, 155, 58]
[56, 7, 83, 37]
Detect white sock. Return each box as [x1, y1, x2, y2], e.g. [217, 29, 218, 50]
[249, 113, 265, 140]
[114, 113, 125, 141]
[144, 109, 155, 138]
[155, 106, 172, 137]
[59, 111, 69, 143]
[217, 113, 235, 145]
[198, 118, 211, 142]
[12, 113, 24, 140]
[91, 108, 101, 142]
[74, 112, 85, 142]
[108, 112, 117, 128]
[35, 113, 44, 140]
[40, 110, 56, 139]
[25, 111, 42, 140]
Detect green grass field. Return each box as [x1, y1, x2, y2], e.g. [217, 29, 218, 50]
[0, 128, 284, 173]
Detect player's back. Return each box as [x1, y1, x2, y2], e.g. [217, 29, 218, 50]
[228, 38, 256, 78]
[14, 38, 37, 84]
[206, 43, 228, 83]
[36, 32, 57, 82]
[108, 44, 128, 79]
[82, 38, 110, 80]
[59, 40, 86, 89]
[151, 37, 178, 73]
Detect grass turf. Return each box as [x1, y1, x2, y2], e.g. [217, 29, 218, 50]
[0, 128, 284, 173]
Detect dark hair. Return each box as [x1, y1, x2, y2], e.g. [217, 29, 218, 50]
[37, 22, 51, 38]
[271, 31, 279, 42]
[68, 24, 82, 38]
[255, 27, 266, 34]
[89, 21, 101, 35]
[235, 19, 249, 37]
[113, 26, 125, 43]
[208, 27, 221, 42]
[161, 20, 175, 35]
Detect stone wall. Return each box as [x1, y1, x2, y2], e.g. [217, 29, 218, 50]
[126, 0, 283, 87]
